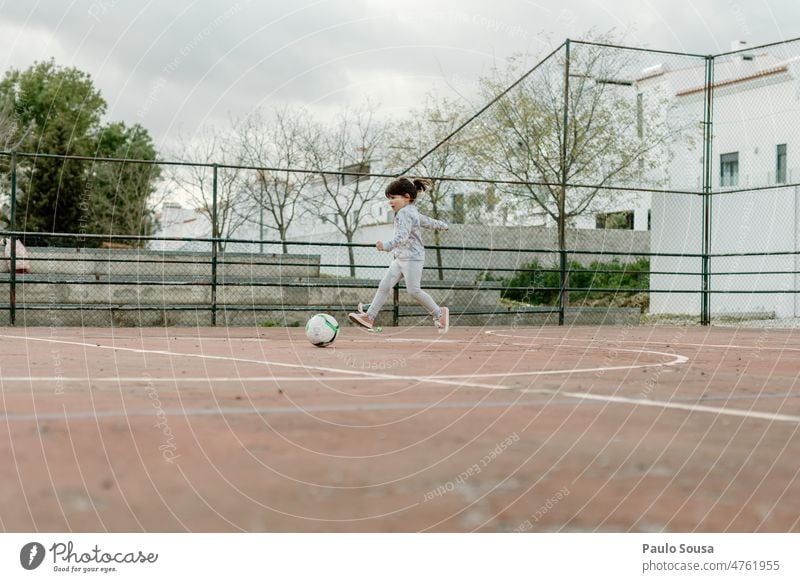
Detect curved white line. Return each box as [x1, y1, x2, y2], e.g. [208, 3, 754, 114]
[0, 333, 687, 387]
[485, 329, 800, 352]
[1, 334, 796, 424]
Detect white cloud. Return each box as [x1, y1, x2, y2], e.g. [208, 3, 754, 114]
[1, 0, 798, 151]
[0, 19, 65, 70]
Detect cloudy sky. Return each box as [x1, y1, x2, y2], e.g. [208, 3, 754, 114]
[1, 0, 797, 151]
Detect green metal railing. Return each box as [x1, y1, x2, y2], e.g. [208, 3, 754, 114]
[1, 223, 797, 326]
[4, 36, 800, 326]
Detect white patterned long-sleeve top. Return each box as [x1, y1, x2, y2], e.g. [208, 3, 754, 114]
[381, 204, 449, 260]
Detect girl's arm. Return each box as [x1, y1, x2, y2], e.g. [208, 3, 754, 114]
[381, 208, 415, 251]
[418, 213, 449, 231]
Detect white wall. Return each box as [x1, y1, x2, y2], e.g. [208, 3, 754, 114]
[650, 62, 800, 317]
[709, 186, 799, 317]
[712, 69, 800, 188]
[287, 222, 394, 279]
[649, 189, 704, 315]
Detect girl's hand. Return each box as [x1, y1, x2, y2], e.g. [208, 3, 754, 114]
[376, 241, 385, 251]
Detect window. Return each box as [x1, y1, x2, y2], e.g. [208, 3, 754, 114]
[720, 152, 739, 187]
[776, 144, 787, 184]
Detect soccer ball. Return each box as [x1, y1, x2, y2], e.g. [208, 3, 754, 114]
[305, 313, 339, 347]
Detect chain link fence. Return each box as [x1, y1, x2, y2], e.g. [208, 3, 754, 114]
[2, 37, 800, 327]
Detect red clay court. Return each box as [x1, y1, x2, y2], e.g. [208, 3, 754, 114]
[1, 324, 798, 532]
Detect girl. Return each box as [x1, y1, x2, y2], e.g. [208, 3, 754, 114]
[348, 177, 450, 333]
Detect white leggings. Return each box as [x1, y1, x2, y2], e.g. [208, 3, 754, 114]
[366, 259, 442, 320]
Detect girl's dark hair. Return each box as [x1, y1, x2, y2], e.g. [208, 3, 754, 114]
[385, 177, 432, 201]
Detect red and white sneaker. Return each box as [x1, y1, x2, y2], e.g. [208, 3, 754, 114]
[348, 311, 374, 330]
[434, 306, 449, 334]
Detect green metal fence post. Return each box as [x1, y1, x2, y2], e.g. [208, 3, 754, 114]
[558, 39, 571, 326]
[701, 55, 715, 326]
[211, 163, 218, 326]
[9, 151, 17, 326]
[392, 283, 400, 327]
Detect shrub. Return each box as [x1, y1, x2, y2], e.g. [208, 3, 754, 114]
[499, 257, 650, 307]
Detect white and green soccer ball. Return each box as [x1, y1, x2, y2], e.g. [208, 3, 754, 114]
[305, 313, 339, 347]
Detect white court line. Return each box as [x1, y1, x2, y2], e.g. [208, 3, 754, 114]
[0, 398, 566, 422]
[3, 333, 797, 425]
[354, 338, 689, 380]
[0, 343, 686, 384]
[562, 391, 800, 424]
[0, 334, 528, 392]
[0, 334, 686, 386]
[481, 330, 800, 425]
[379, 338, 470, 344]
[434, 347, 687, 379]
[361, 337, 688, 378]
[0, 376, 376, 383]
[485, 329, 800, 352]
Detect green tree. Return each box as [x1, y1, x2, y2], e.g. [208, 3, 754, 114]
[86, 122, 161, 243]
[0, 60, 160, 246]
[0, 95, 22, 149]
[0, 60, 106, 240]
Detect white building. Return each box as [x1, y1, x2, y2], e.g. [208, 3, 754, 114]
[151, 170, 397, 278]
[644, 42, 800, 317]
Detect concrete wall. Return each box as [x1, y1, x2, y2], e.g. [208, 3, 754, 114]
[0, 242, 642, 327]
[289, 223, 650, 281]
[0, 246, 321, 279]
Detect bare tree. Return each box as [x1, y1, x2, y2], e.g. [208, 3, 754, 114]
[480, 50, 666, 215]
[303, 103, 389, 277]
[233, 105, 313, 253]
[170, 126, 248, 251]
[388, 93, 473, 279]
[475, 35, 689, 301]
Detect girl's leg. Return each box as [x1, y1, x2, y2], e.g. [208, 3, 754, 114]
[400, 260, 442, 317]
[365, 260, 404, 320]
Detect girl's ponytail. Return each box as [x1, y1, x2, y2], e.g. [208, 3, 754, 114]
[410, 178, 432, 193]
[386, 176, 432, 201]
